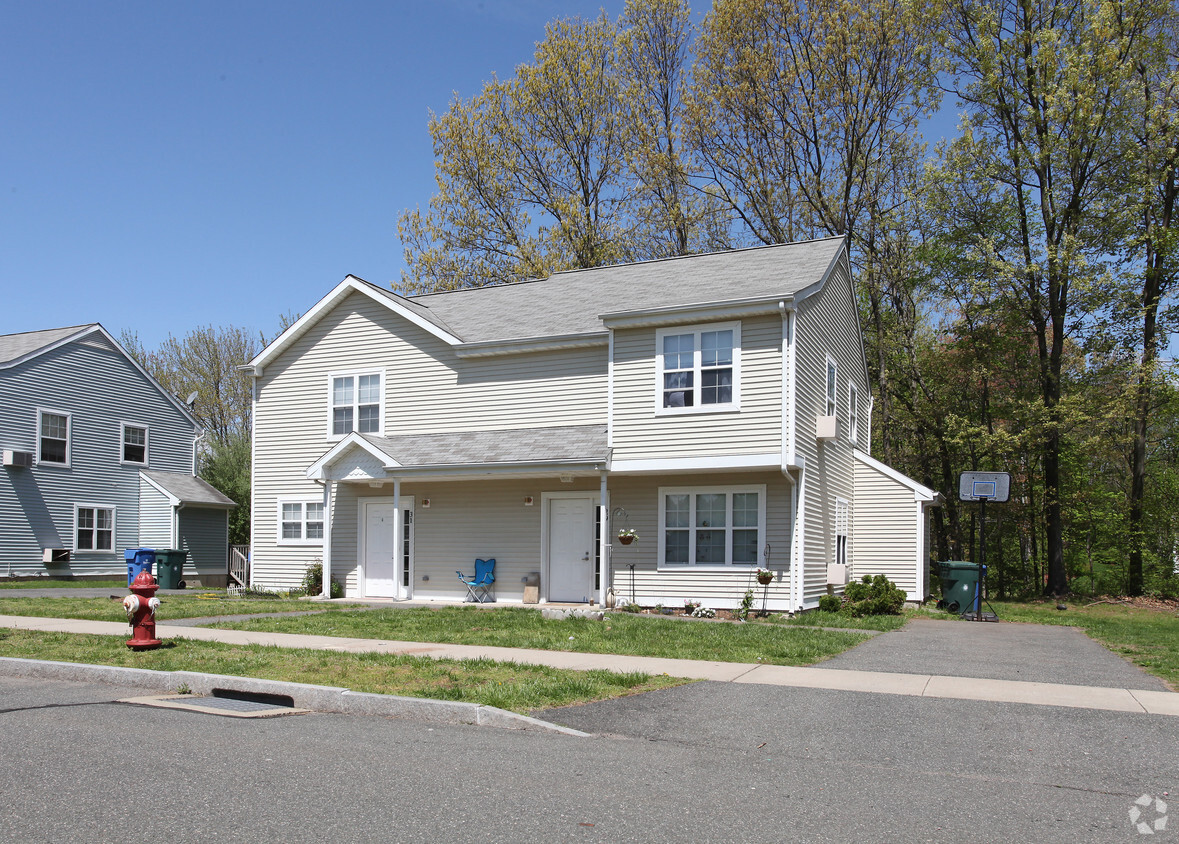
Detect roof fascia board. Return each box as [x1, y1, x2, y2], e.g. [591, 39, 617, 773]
[252, 276, 464, 374]
[600, 297, 790, 329]
[306, 433, 404, 480]
[454, 332, 609, 359]
[139, 471, 182, 507]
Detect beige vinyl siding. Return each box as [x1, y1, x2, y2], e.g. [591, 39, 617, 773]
[610, 314, 783, 460]
[251, 292, 607, 588]
[853, 457, 926, 600]
[793, 260, 869, 607]
[605, 472, 793, 610]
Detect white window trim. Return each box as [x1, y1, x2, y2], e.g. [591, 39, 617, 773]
[74, 504, 116, 552]
[825, 357, 838, 418]
[657, 484, 766, 570]
[654, 321, 742, 416]
[848, 382, 859, 444]
[326, 369, 386, 441]
[120, 421, 149, 466]
[37, 407, 72, 468]
[835, 496, 850, 568]
[278, 498, 326, 546]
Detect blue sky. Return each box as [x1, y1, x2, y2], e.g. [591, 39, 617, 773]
[1, 0, 639, 349]
[2, 1, 967, 352]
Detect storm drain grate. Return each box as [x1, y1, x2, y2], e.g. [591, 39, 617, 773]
[120, 693, 310, 719]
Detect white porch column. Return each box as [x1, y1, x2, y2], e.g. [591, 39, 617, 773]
[392, 478, 401, 590]
[599, 470, 609, 604]
[321, 480, 333, 599]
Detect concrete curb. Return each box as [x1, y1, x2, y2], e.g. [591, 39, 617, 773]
[0, 657, 589, 737]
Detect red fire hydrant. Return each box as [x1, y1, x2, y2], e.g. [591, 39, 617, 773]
[123, 570, 162, 650]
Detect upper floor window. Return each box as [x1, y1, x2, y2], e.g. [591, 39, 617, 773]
[279, 499, 325, 545]
[121, 423, 148, 465]
[76, 505, 114, 551]
[656, 322, 740, 414]
[848, 383, 859, 444]
[329, 371, 384, 438]
[38, 409, 70, 466]
[825, 358, 837, 417]
[659, 485, 765, 567]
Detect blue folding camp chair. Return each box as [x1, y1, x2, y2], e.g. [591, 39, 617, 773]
[456, 558, 495, 603]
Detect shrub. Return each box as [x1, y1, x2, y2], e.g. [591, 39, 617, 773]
[734, 589, 755, 621]
[691, 606, 716, 618]
[842, 574, 906, 617]
[301, 562, 343, 599]
[818, 593, 842, 613]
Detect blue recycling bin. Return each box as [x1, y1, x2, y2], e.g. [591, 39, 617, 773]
[125, 548, 155, 585]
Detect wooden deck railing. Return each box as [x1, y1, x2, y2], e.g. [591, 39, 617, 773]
[229, 545, 250, 587]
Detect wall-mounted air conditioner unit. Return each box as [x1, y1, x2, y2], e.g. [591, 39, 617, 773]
[826, 563, 849, 585]
[42, 549, 70, 563]
[815, 416, 838, 441]
[2, 450, 34, 468]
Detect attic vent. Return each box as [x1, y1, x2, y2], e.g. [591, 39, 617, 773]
[2, 450, 34, 468]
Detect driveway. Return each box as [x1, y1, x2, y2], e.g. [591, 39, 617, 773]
[816, 617, 1170, 691]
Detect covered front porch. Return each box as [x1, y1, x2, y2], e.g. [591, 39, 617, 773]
[305, 426, 614, 604]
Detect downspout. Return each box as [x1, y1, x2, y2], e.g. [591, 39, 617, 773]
[192, 429, 207, 476]
[780, 300, 804, 612]
[599, 467, 609, 605]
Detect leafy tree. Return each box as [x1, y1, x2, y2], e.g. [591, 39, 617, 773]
[199, 431, 252, 545]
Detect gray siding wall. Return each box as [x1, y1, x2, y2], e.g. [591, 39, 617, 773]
[252, 293, 607, 587]
[793, 261, 870, 607]
[138, 477, 174, 548]
[178, 507, 229, 577]
[0, 334, 196, 576]
[610, 314, 783, 460]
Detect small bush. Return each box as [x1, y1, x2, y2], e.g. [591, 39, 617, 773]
[734, 589, 755, 621]
[842, 574, 906, 617]
[691, 606, 716, 618]
[818, 593, 842, 613]
[301, 562, 343, 599]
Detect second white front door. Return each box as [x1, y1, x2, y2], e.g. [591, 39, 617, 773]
[363, 497, 413, 599]
[547, 496, 596, 603]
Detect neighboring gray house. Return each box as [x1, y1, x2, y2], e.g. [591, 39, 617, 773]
[247, 238, 939, 610]
[0, 324, 236, 585]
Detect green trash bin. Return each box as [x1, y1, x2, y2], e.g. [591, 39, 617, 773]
[936, 561, 986, 614]
[155, 549, 188, 589]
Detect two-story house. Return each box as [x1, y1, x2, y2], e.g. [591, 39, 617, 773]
[246, 237, 939, 611]
[0, 325, 237, 585]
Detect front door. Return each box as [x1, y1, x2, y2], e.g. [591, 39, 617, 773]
[547, 496, 595, 603]
[363, 497, 413, 599]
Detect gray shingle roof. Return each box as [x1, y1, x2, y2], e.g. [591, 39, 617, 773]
[142, 470, 238, 508]
[370, 237, 844, 345]
[360, 425, 608, 467]
[0, 325, 97, 367]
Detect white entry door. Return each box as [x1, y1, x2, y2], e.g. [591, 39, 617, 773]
[547, 496, 595, 603]
[363, 498, 413, 599]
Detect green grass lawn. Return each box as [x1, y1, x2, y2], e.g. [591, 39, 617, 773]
[210, 605, 874, 666]
[986, 599, 1179, 688]
[0, 579, 128, 589]
[0, 594, 361, 620]
[0, 628, 684, 713]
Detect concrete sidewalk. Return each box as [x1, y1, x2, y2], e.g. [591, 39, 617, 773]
[2, 613, 1177, 718]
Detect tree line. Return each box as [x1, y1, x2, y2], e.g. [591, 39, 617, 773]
[399, 0, 1179, 598]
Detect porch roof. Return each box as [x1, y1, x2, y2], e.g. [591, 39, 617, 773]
[307, 424, 609, 481]
[141, 470, 238, 508]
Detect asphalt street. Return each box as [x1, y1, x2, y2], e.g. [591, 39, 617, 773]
[1, 672, 1174, 843]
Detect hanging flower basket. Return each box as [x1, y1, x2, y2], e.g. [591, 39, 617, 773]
[617, 528, 638, 545]
[756, 568, 775, 585]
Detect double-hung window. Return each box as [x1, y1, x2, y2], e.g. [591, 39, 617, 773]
[121, 423, 148, 465]
[76, 506, 114, 551]
[656, 323, 740, 413]
[659, 485, 765, 567]
[835, 497, 850, 567]
[279, 500, 324, 545]
[38, 409, 70, 466]
[329, 371, 384, 438]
